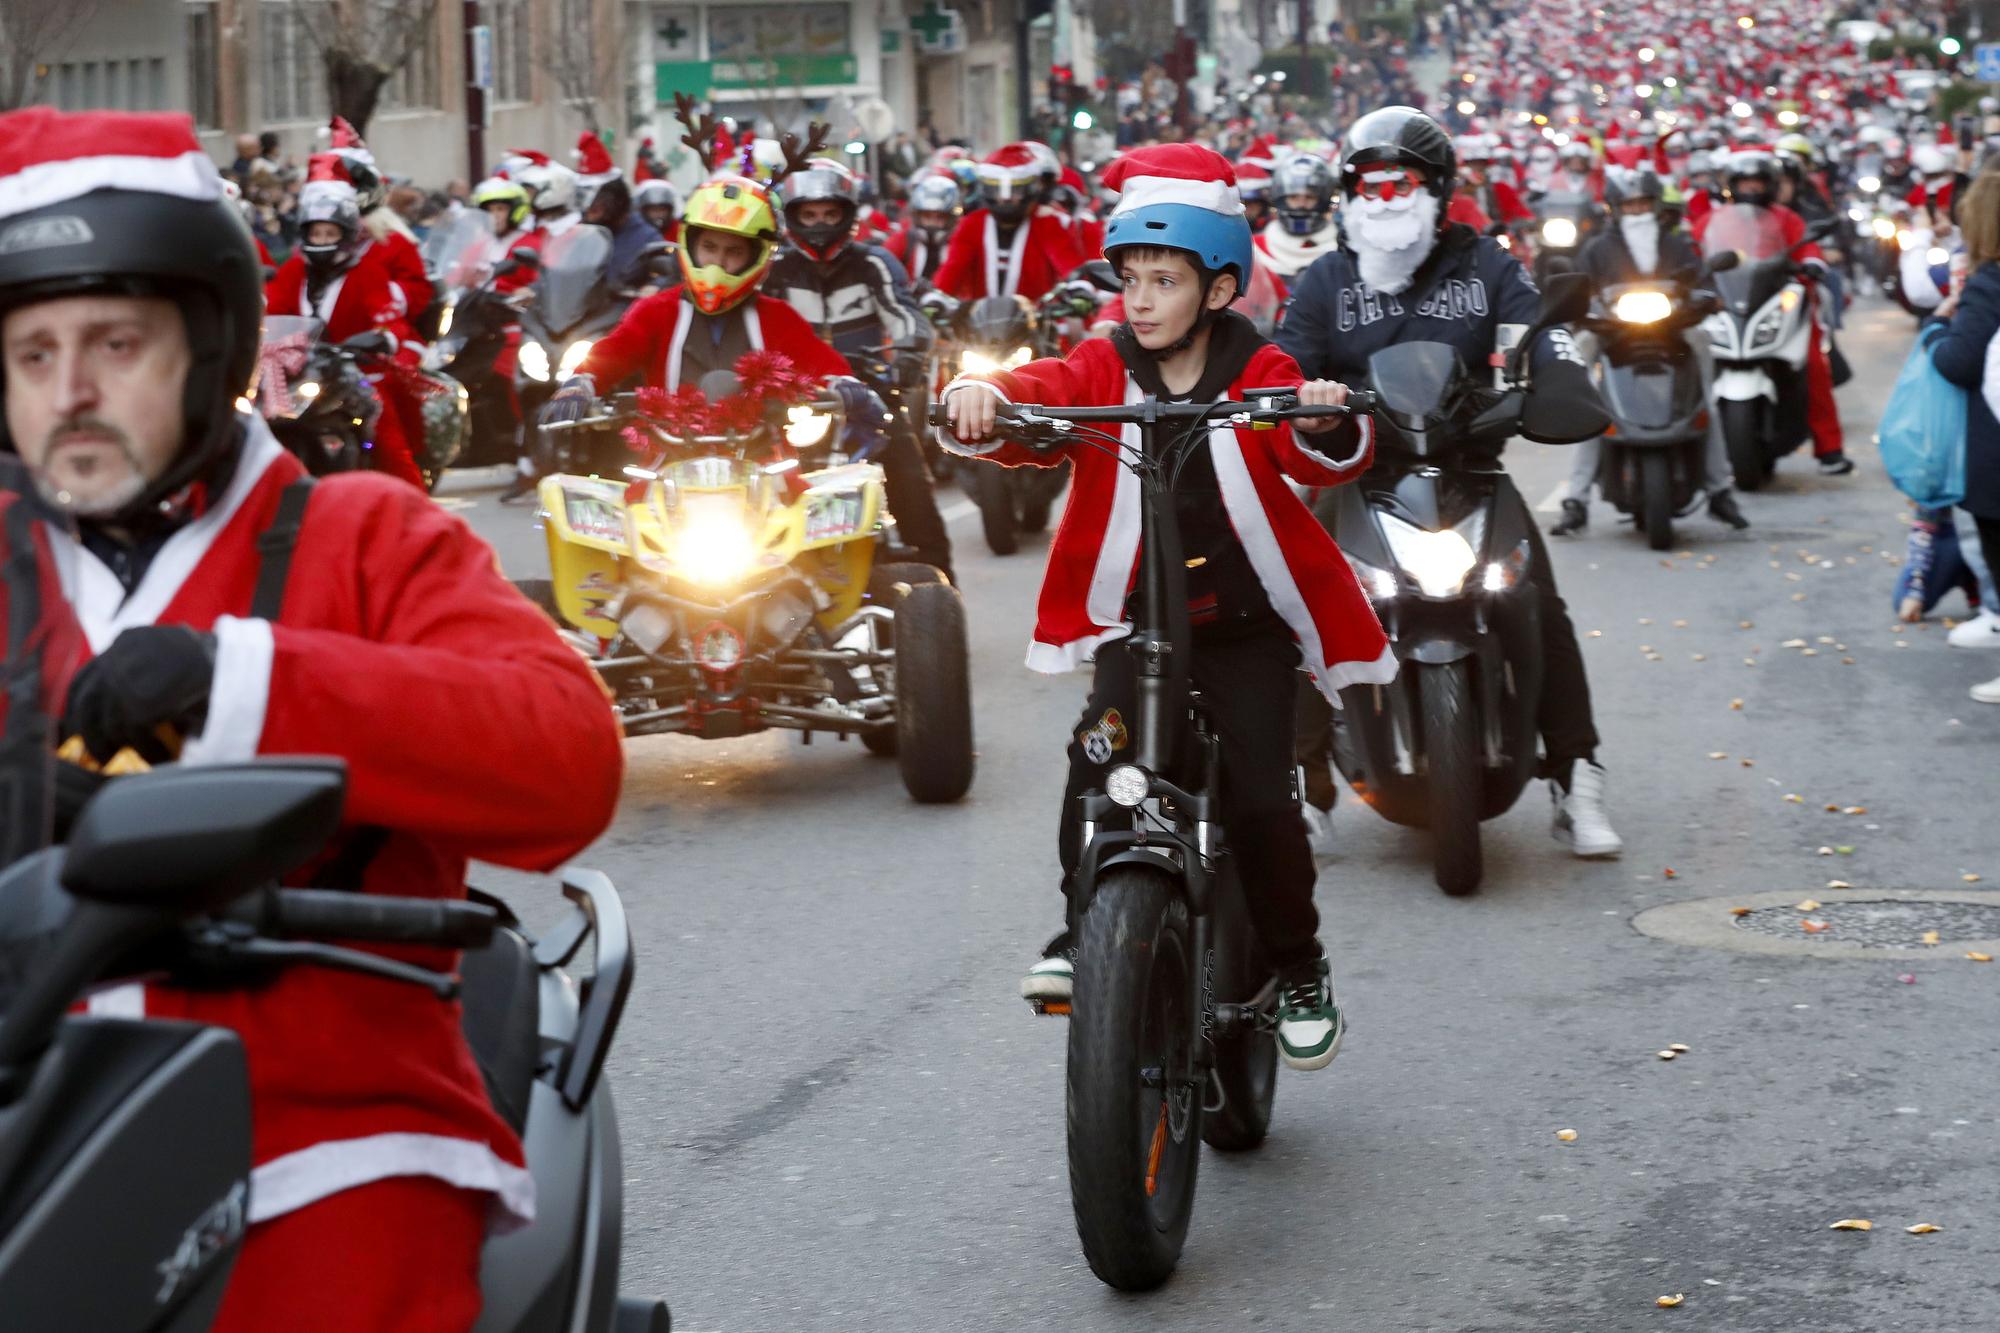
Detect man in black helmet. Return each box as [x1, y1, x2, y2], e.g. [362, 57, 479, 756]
[0, 107, 622, 1329]
[1280, 105, 1625, 862]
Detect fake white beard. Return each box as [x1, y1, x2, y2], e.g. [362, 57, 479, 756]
[1620, 215, 1660, 274]
[1347, 191, 1441, 295]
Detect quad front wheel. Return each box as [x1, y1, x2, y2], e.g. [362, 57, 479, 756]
[890, 582, 974, 802]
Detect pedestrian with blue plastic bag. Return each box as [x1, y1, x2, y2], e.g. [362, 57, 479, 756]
[1916, 166, 2000, 702]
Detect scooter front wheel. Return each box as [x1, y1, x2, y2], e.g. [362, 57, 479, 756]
[1068, 866, 1201, 1290]
[1421, 661, 1484, 896]
[1718, 398, 1768, 493]
[1640, 451, 1674, 552]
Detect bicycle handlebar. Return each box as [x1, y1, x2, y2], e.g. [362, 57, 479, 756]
[925, 387, 1378, 432]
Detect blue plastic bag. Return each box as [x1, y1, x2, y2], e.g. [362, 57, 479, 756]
[1878, 342, 1966, 508]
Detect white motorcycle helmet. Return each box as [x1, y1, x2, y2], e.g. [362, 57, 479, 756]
[518, 161, 579, 214]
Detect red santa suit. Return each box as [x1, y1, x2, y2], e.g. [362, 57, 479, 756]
[884, 223, 944, 285]
[263, 243, 429, 488]
[366, 216, 434, 319]
[941, 337, 1397, 700]
[54, 417, 623, 1328]
[933, 205, 1085, 303]
[574, 286, 851, 391]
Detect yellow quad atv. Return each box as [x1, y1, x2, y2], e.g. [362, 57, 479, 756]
[527, 374, 975, 803]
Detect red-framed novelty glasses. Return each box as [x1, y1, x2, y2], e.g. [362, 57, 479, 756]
[1353, 168, 1425, 201]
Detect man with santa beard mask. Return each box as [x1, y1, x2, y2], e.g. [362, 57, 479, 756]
[1280, 106, 1625, 862]
[1551, 168, 1747, 536]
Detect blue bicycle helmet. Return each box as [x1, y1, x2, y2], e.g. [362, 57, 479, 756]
[1100, 145, 1255, 298]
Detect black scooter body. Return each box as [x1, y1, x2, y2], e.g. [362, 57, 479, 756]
[1592, 311, 1710, 526]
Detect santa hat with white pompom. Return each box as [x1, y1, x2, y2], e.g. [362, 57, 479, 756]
[1101, 143, 1246, 219]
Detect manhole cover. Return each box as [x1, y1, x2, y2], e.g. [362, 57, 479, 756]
[1634, 890, 2000, 959]
[1733, 900, 2000, 948]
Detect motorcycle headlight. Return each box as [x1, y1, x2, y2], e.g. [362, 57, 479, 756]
[1381, 515, 1478, 599]
[671, 509, 758, 587]
[519, 340, 551, 382]
[1541, 216, 1579, 248]
[1747, 304, 1786, 348]
[1846, 205, 1868, 223]
[960, 349, 1001, 375]
[1612, 290, 1673, 324]
[557, 339, 593, 378]
[436, 302, 455, 339]
[295, 379, 322, 402]
[1871, 218, 1895, 240]
[1005, 344, 1034, 368]
[1343, 550, 1399, 601]
[786, 405, 836, 448]
[1857, 175, 1880, 194]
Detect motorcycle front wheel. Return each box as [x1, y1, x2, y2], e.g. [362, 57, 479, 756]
[1069, 866, 1201, 1291]
[1718, 398, 1768, 492]
[1640, 451, 1674, 552]
[969, 461, 1019, 555]
[1421, 661, 1483, 896]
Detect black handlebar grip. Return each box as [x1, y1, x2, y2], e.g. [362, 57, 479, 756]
[235, 889, 499, 949]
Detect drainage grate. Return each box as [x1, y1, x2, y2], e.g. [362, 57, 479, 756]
[1733, 900, 2000, 949]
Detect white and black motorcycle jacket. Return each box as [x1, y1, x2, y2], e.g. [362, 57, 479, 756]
[764, 242, 934, 366]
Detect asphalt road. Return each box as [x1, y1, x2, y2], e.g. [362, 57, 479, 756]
[456, 296, 2000, 1332]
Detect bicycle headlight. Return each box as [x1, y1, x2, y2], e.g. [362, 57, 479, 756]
[557, 339, 593, 378]
[519, 340, 551, 382]
[786, 404, 836, 448]
[1104, 764, 1151, 809]
[1381, 515, 1478, 598]
[1612, 290, 1673, 324]
[672, 510, 758, 587]
[1541, 216, 1579, 248]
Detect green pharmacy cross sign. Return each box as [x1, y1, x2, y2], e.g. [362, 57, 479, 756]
[909, 1, 958, 49]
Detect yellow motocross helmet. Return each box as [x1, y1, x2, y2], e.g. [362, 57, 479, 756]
[471, 176, 530, 231]
[678, 175, 781, 314]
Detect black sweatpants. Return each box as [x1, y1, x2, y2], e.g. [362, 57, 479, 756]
[880, 421, 954, 581]
[1295, 509, 1599, 806]
[1057, 622, 1322, 972]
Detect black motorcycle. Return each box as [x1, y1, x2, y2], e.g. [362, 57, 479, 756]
[519, 226, 665, 474]
[1317, 276, 1591, 894]
[0, 468, 667, 1331]
[1580, 253, 1737, 550]
[257, 316, 468, 490]
[423, 213, 539, 468]
[949, 295, 1072, 555]
[933, 387, 1373, 1291]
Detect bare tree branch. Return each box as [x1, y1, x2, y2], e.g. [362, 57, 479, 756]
[540, 0, 620, 137]
[294, 0, 444, 135]
[0, 0, 102, 111]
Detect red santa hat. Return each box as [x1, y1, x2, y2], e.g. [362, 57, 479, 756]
[0, 108, 221, 220]
[575, 131, 615, 176]
[978, 142, 1044, 183]
[1101, 143, 1244, 218]
[498, 148, 551, 179]
[305, 152, 354, 184]
[326, 116, 365, 150]
[1239, 135, 1282, 171]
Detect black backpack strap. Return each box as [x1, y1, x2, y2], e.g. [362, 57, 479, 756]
[252, 478, 316, 622]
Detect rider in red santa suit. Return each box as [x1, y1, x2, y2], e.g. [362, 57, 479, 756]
[321, 118, 432, 324]
[933, 142, 1086, 302]
[263, 164, 430, 489]
[0, 107, 623, 1330]
[1453, 133, 1532, 235]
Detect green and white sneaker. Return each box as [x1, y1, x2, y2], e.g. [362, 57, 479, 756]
[1275, 955, 1344, 1071]
[1021, 930, 1077, 1008]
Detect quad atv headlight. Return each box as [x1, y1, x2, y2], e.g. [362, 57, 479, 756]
[1541, 216, 1578, 248]
[1381, 514, 1478, 599]
[672, 510, 758, 587]
[619, 599, 677, 655]
[519, 340, 551, 382]
[786, 404, 836, 448]
[1105, 764, 1151, 809]
[558, 339, 594, 378]
[1612, 289, 1673, 324]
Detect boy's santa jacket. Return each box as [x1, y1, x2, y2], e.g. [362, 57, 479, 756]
[575, 286, 849, 390]
[57, 427, 624, 1229]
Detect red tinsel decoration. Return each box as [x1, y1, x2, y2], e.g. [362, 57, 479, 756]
[623, 351, 818, 450]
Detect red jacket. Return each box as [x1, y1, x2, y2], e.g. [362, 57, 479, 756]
[265, 243, 422, 352]
[943, 338, 1396, 700]
[934, 207, 1085, 303]
[68, 419, 623, 1228]
[371, 225, 434, 321]
[884, 224, 943, 283]
[576, 287, 849, 392]
[1693, 200, 1822, 265]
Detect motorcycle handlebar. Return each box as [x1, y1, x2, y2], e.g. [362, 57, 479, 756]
[223, 888, 499, 949]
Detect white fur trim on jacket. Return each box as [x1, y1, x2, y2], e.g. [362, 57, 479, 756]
[0, 150, 221, 219]
[934, 376, 1010, 457]
[1025, 377, 1144, 675]
[181, 615, 275, 765]
[1111, 175, 1246, 217]
[248, 1132, 537, 1232]
[1294, 414, 1373, 472]
[983, 214, 1029, 299]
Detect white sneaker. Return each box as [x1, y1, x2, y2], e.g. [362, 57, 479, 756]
[1972, 675, 2000, 705]
[1301, 803, 1337, 859]
[1020, 930, 1076, 1005]
[1550, 759, 1624, 858]
[1948, 611, 2000, 650]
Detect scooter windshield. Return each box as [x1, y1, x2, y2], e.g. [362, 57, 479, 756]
[0, 457, 83, 870]
[422, 210, 501, 293]
[535, 225, 614, 335]
[1702, 204, 1790, 263]
[1369, 342, 1463, 427]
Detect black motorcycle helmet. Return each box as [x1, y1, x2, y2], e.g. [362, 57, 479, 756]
[1721, 150, 1779, 205]
[0, 109, 263, 526]
[779, 161, 861, 264]
[1340, 106, 1458, 208]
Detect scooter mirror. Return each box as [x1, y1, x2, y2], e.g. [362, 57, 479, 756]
[1707, 250, 1742, 273]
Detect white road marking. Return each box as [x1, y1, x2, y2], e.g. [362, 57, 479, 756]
[1535, 480, 1572, 513]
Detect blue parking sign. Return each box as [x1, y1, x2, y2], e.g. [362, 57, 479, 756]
[1978, 43, 2000, 83]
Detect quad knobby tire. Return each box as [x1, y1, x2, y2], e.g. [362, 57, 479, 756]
[1420, 660, 1483, 895]
[888, 580, 974, 801]
[859, 563, 945, 756]
[1068, 867, 1201, 1290]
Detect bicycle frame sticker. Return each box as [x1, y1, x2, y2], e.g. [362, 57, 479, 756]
[1078, 707, 1130, 765]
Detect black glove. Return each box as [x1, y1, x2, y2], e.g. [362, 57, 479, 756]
[540, 377, 594, 426]
[53, 759, 108, 842]
[1519, 356, 1611, 445]
[61, 625, 216, 764]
